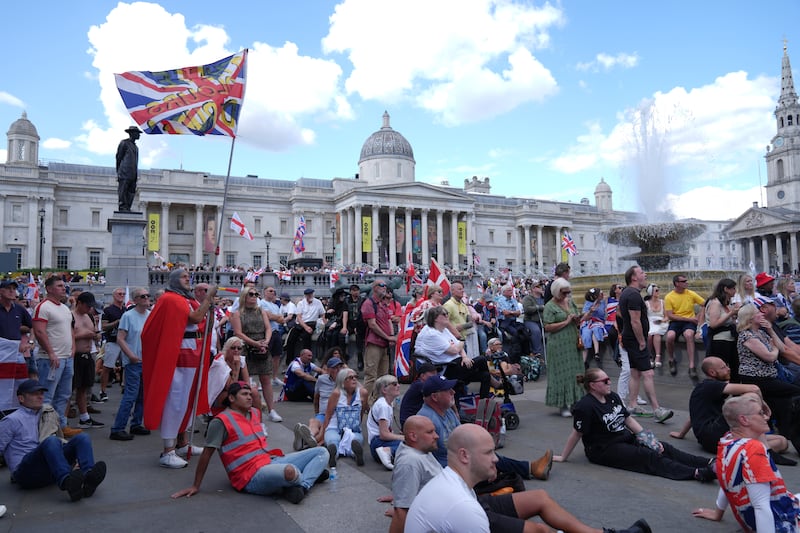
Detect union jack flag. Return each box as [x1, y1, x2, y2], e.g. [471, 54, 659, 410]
[561, 232, 579, 256]
[114, 50, 248, 137]
[293, 215, 306, 254]
[394, 303, 417, 378]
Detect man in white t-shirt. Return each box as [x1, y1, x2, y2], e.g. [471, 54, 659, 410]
[33, 276, 79, 437]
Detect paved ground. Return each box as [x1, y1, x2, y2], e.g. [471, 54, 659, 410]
[0, 356, 795, 532]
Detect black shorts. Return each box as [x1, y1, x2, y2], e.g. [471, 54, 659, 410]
[622, 342, 653, 372]
[478, 493, 523, 533]
[73, 352, 95, 389]
[668, 321, 697, 335]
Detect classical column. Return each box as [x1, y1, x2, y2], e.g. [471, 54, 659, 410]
[450, 211, 459, 268]
[790, 232, 799, 275]
[372, 205, 380, 267]
[436, 210, 444, 263]
[194, 204, 204, 266]
[160, 202, 170, 260]
[748, 238, 756, 271]
[523, 225, 531, 274]
[404, 208, 412, 265]
[536, 225, 544, 273]
[421, 209, 430, 266]
[354, 205, 362, 265]
[339, 209, 348, 265]
[27, 199, 39, 269]
[557, 227, 564, 265]
[514, 226, 522, 272]
[388, 206, 397, 268]
[43, 198, 54, 269]
[0, 195, 5, 249]
[761, 236, 770, 272]
[777, 234, 785, 274]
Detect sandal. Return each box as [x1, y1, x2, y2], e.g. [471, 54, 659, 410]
[654, 354, 662, 368]
[668, 359, 677, 376]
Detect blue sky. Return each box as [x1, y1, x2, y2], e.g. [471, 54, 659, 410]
[1, 1, 798, 220]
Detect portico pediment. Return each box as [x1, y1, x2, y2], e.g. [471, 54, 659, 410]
[726, 207, 799, 236]
[337, 182, 474, 208]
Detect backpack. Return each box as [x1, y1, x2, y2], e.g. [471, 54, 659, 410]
[519, 354, 541, 381]
[459, 396, 504, 448]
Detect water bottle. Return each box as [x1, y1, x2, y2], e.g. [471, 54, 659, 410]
[329, 467, 338, 493]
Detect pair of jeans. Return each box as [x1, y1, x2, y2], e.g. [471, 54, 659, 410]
[523, 320, 544, 354]
[37, 357, 73, 428]
[13, 434, 95, 489]
[112, 362, 143, 433]
[369, 435, 401, 462]
[243, 447, 328, 494]
[324, 427, 364, 452]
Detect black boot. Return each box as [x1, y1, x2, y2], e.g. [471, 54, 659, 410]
[604, 518, 652, 533]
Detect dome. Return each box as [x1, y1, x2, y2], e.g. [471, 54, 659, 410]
[594, 177, 611, 194]
[358, 111, 414, 163]
[7, 111, 40, 139]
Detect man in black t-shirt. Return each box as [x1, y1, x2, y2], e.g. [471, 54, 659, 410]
[669, 356, 796, 464]
[619, 266, 673, 423]
[346, 284, 366, 371]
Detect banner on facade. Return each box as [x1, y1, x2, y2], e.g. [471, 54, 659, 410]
[396, 219, 405, 259]
[148, 213, 160, 251]
[362, 216, 372, 253]
[203, 214, 216, 253]
[457, 221, 467, 255]
[411, 219, 421, 254]
[428, 217, 437, 257]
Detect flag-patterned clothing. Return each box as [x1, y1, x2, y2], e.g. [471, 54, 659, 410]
[717, 432, 800, 532]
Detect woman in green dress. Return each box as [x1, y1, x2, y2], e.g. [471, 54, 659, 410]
[543, 278, 585, 417]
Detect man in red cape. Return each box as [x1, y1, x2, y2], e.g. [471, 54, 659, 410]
[142, 268, 216, 469]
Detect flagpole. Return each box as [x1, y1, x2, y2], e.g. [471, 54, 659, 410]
[187, 136, 237, 449]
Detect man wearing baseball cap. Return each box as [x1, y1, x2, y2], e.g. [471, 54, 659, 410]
[0, 379, 106, 502]
[293, 355, 345, 450]
[416, 375, 553, 481]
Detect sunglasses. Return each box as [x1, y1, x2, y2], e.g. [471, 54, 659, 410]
[230, 345, 243, 350]
[376, 283, 387, 288]
[137, 294, 151, 299]
[247, 292, 259, 297]
[592, 378, 611, 384]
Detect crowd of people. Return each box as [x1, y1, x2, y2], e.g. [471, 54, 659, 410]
[4, 262, 800, 530]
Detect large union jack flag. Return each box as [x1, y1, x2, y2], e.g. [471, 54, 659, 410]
[561, 231, 579, 256]
[114, 50, 248, 137]
[293, 215, 307, 254]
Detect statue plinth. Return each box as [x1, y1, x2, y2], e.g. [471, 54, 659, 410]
[105, 211, 148, 299]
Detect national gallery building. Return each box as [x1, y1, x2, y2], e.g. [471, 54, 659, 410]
[1, 108, 747, 277]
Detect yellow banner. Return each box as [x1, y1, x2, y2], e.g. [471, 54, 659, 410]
[148, 213, 160, 251]
[362, 216, 372, 252]
[457, 221, 467, 255]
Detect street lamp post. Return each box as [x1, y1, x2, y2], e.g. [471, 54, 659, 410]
[331, 224, 336, 266]
[38, 208, 45, 273]
[469, 239, 476, 273]
[375, 235, 383, 271]
[264, 231, 272, 272]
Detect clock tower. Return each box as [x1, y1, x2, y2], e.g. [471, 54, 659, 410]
[766, 42, 800, 209]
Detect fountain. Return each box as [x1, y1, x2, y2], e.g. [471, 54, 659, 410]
[604, 221, 706, 271]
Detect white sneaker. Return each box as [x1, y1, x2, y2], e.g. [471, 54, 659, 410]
[654, 407, 674, 424]
[0, 504, 6, 518]
[272, 378, 285, 388]
[159, 450, 188, 469]
[268, 409, 283, 422]
[175, 444, 204, 459]
[376, 446, 394, 470]
[261, 423, 269, 437]
[637, 397, 648, 405]
[560, 408, 572, 418]
[293, 423, 316, 451]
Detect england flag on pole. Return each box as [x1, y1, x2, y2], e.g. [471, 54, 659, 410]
[230, 212, 254, 240]
[424, 258, 451, 297]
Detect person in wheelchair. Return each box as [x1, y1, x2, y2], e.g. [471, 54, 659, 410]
[414, 306, 492, 399]
[496, 285, 528, 356]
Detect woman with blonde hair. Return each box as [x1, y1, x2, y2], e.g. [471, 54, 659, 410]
[731, 273, 755, 306]
[366, 374, 403, 470]
[644, 284, 668, 370]
[323, 368, 369, 468]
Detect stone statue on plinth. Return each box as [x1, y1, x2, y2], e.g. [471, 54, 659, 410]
[116, 126, 141, 212]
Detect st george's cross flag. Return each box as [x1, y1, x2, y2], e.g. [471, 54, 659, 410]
[230, 212, 254, 240]
[114, 50, 248, 137]
[423, 258, 451, 298]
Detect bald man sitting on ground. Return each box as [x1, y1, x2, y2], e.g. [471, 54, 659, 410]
[401, 420, 651, 533]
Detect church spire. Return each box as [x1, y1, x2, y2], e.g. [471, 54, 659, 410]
[779, 39, 798, 108]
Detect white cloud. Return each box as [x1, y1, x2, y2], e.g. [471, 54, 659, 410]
[577, 52, 639, 72]
[81, 2, 349, 162]
[41, 138, 71, 150]
[550, 70, 776, 192]
[0, 92, 24, 108]
[664, 186, 762, 220]
[323, 0, 564, 125]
